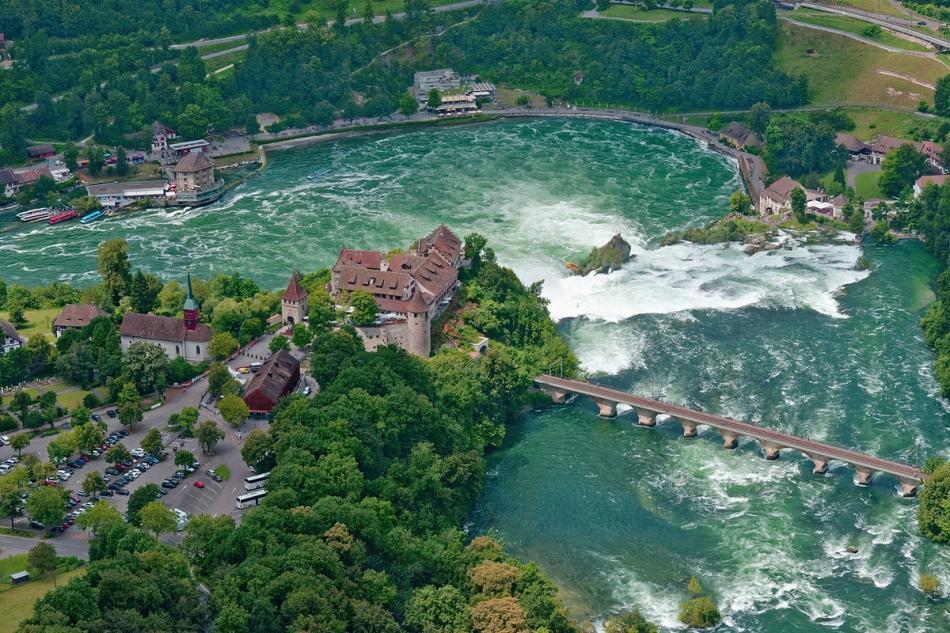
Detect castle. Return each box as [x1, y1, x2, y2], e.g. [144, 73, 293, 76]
[328, 225, 463, 358]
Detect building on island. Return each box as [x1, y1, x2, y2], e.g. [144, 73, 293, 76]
[119, 275, 211, 362]
[281, 272, 309, 325]
[242, 349, 300, 415]
[0, 320, 25, 355]
[85, 181, 168, 209]
[719, 122, 761, 150]
[53, 304, 109, 338]
[757, 175, 828, 217]
[329, 225, 464, 358]
[170, 151, 223, 207]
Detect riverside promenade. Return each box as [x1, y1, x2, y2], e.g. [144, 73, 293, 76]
[535, 374, 927, 496]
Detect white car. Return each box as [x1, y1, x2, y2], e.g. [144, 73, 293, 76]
[0, 435, 9, 445]
[131, 448, 145, 458]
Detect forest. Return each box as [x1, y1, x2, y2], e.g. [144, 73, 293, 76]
[0, 0, 807, 165]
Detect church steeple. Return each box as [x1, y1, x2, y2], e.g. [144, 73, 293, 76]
[183, 273, 199, 331]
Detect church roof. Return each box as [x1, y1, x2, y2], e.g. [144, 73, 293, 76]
[283, 272, 308, 302]
[183, 274, 198, 311]
[120, 312, 211, 343]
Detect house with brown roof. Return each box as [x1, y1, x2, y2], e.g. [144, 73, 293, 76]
[242, 349, 300, 415]
[119, 276, 210, 361]
[1, 320, 25, 355]
[171, 151, 223, 207]
[281, 272, 309, 325]
[53, 304, 109, 338]
[920, 140, 945, 174]
[868, 136, 921, 165]
[27, 144, 56, 160]
[914, 174, 950, 197]
[720, 122, 761, 150]
[835, 133, 870, 161]
[757, 176, 827, 217]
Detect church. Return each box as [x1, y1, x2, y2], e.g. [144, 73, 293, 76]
[119, 274, 212, 362]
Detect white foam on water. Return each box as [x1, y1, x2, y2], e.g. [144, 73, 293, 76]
[594, 556, 685, 631]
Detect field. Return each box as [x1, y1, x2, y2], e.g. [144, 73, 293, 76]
[22, 380, 109, 411]
[0, 566, 84, 633]
[845, 107, 943, 140]
[828, 0, 912, 19]
[776, 23, 947, 108]
[855, 170, 884, 198]
[600, 5, 709, 21]
[0, 308, 59, 341]
[786, 10, 930, 51]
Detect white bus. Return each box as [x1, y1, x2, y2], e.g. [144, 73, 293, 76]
[244, 471, 271, 491]
[235, 489, 268, 509]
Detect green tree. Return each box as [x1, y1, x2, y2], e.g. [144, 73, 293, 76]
[879, 144, 927, 198]
[126, 483, 160, 526]
[427, 89, 442, 110]
[75, 421, 104, 454]
[919, 574, 940, 596]
[208, 363, 239, 397]
[105, 443, 131, 466]
[728, 190, 751, 215]
[0, 488, 23, 530]
[82, 471, 106, 498]
[308, 289, 336, 335]
[209, 332, 240, 360]
[240, 429, 273, 470]
[678, 596, 721, 629]
[129, 269, 163, 314]
[86, 145, 105, 175]
[141, 427, 163, 456]
[400, 92, 419, 115]
[117, 382, 143, 429]
[847, 204, 865, 234]
[749, 101, 771, 135]
[97, 239, 131, 305]
[918, 461, 950, 543]
[604, 610, 658, 633]
[291, 324, 311, 348]
[124, 341, 170, 395]
[10, 433, 30, 456]
[115, 147, 129, 176]
[790, 186, 807, 223]
[269, 335, 290, 353]
[175, 450, 196, 469]
[139, 500, 177, 537]
[195, 420, 224, 455]
[349, 290, 378, 326]
[934, 74, 950, 117]
[27, 542, 59, 586]
[70, 405, 91, 427]
[10, 391, 33, 419]
[26, 486, 66, 531]
[48, 433, 77, 463]
[219, 394, 249, 427]
[687, 576, 702, 595]
[171, 406, 200, 435]
[76, 500, 123, 534]
[63, 144, 79, 171]
[404, 585, 469, 633]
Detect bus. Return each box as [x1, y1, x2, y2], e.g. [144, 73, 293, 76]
[244, 471, 271, 491]
[236, 489, 267, 509]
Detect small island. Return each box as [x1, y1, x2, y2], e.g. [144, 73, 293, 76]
[567, 233, 633, 275]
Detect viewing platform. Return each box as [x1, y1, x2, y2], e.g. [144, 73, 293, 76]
[535, 375, 926, 497]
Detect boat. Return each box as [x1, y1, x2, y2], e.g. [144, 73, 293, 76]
[79, 210, 104, 224]
[48, 209, 78, 225]
[306, 167, 331, 180]
[16, 208, 51, 223]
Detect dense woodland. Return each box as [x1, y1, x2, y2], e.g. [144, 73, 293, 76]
[0, 0, 806, 165]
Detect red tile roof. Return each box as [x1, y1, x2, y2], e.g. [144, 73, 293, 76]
[120, 312, 211, 343]
[174, 151, 213, 173]
[283, 272, 307, 302]
[54, 304, 109, 329]
[420, 225, 462, 263]
[242, 349, 300, 413]
[335, 249, 382, 270]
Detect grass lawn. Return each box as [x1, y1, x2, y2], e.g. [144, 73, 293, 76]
[0, 568, 84, 633]
[787, 10, 930, 52]
[194, 39, 247, 54]
[845, 107, 946, 140]
[214, 464, 230, 480]
[776, 23, 946, 109]
[0, 554, 28, 583]
[22, 380, 109, 411]
[0, 308, 59, 341]
[600, 5, 708, 21]
[205, 50, 246, 73]
[829, 0, 911, 19]
[855, 170, 884, 198]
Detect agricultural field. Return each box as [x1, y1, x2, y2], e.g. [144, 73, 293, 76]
[776, 23, 946, 108]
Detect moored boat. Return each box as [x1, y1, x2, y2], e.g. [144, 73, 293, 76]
[79, 210, 104, 224]
[48, 209, 78, 225]
[16, 208, 52, 223]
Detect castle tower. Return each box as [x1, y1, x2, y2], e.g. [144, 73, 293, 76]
[182, 273, 199, 331]
[405, 290, 431, 358]
[282, 272, 309, 325]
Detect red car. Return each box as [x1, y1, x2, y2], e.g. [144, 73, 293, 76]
[193, 481, 205, 489]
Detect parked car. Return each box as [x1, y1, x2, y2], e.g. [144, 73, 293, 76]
[116, 488, 129, 495]
[211, 473, 223, 482]
[106, 409, 117, 418]
[30, 520, 44, 529]
[91, 414, 102, 422]
[161, 480, 178, 489]
[99, 490, 114, 497]
[105, 467, 119, 475]
[193, 481, 205, 489]
[131, 448, 145, 458]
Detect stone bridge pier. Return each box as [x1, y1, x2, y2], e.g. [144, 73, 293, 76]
[898, 479, 919, 498]
[680, 420, 698, 437]
[720, 430, 740, 449]
[807, 454, 830, 475]
[540, 385, 571, 404]
[636, 408, 658, 427]
[854, 467, 874, 487]
[593, 397, 618, 418]
[761, 442, 784, 461]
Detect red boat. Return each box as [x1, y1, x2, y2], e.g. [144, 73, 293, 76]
[48, 209, 78, 225]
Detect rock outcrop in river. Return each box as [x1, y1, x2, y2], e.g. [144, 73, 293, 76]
[567, 234, 633, 275]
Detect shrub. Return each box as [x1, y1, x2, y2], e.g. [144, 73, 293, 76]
[83, 392, 100, 408]
[678, 596, 721, 629]
[919, 574, 940, 596]
[0, 414, 18, 432]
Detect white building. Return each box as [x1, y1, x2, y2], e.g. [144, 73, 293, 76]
[118, 275, 210, 362]
[0, 320, 25, 355]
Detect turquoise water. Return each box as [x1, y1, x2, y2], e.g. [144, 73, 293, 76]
[1, 119, 947, 631]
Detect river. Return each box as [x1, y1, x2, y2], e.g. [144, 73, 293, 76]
[1, 118, 947, 631]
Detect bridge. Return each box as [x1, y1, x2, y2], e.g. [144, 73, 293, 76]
[535, 375, 926, 497]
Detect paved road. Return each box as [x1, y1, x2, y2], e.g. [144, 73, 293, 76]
[0, 533, 89, 560]
[798, 1, 950, 49]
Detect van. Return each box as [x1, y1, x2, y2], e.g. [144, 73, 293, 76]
[250, 362, 262, 373]
[0, 435, 9, 445]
